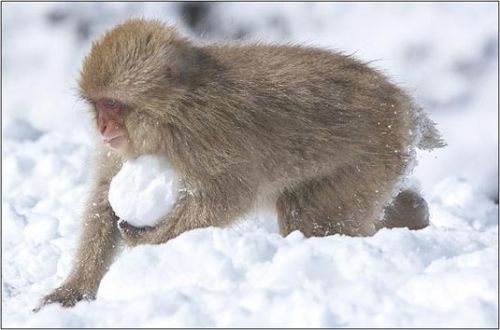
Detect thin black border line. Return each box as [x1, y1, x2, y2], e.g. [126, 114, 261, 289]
[1, 0, 500, 2]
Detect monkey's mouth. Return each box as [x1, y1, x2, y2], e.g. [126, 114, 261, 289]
[103, 135, 128, 149]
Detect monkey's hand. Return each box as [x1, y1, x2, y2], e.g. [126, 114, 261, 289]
[118, 197, 199, 246]
[35, 285, 95, 312]
[118, 220, 158, 246]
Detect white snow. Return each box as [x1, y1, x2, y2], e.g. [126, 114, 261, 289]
[2, 3, 498, 328]
[109, 155, 178, 228]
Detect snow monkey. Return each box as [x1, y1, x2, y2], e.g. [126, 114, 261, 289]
[38, 19, 444, 309]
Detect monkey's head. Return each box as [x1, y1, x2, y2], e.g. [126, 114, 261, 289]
[79, 19, 200, 155]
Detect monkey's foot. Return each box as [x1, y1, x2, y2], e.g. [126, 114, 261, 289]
[35, 285, 95, 312]
[118, 220, 156, 246]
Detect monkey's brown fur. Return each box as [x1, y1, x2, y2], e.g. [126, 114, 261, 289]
[39, 19, 444, 308]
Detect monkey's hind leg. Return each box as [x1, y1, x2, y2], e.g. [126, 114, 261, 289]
[376, 189, 430, 231]
[276, 168, 387, 238]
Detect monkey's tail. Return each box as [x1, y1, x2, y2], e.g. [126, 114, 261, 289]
[414, 107, 446, 150]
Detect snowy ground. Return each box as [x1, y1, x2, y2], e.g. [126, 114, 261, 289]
[2, 3, 498, 328]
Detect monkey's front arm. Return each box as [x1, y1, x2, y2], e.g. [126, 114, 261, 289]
[119, 176, 253, 246]
[119, 193, 215, 246]
[38, 186, 121, 309]
[37, 153, 123, 310]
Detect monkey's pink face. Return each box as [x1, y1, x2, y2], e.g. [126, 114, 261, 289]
[96, 98, 129, 149]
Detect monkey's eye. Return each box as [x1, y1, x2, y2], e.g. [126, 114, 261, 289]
[101, 98, 119, 109]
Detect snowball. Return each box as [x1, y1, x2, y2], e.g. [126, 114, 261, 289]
[109, 155, 178, 227]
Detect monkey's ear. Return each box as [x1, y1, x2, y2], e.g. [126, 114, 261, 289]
[164, 44, 203, 86]
[164, 65, 180, 80]
[164, 62, 191, 87]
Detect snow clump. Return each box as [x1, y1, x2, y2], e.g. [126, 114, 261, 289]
[108, 155, 178, 227]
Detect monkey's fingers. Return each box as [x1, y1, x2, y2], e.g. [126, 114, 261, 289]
[34, 286, 93, 312]
[118, 220, 155, 239]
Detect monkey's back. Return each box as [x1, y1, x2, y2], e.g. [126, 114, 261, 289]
[194, 44, 416, 187]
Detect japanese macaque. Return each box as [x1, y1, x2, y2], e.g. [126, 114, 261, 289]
[38, 19, 444, 309]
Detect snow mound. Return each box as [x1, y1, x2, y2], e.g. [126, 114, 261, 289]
[109, 155, 178, 227]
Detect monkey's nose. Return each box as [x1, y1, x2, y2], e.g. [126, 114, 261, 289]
[99, 123, 107, 135]
[98, 117, 107, 135]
